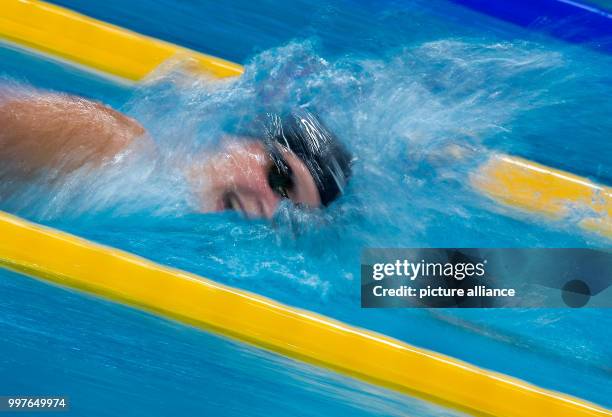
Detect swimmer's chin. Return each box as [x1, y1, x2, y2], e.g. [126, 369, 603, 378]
[194, 195, 226, 213]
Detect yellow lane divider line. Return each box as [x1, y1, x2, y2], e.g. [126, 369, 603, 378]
[0, 0, 243, 81]
[473, 154, 612, 238]
[0, 210, 609, 417]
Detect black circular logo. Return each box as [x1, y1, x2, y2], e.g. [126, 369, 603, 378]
[561, 279, 591, 308]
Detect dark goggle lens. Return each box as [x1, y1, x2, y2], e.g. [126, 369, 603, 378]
[267, 148, 294, 199]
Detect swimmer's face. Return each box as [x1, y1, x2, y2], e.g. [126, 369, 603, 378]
[190, 137, 321, 219]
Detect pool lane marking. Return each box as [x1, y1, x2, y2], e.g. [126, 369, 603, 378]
[0, 210, 610, 417]
[472, 154, 612, 239]
[0, 0, 244, 81]
[557, 0, 612, 19]
[499, 156, 607, 191]
[280, 308, 607, 414]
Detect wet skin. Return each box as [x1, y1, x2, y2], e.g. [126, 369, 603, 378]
[0, 93, 321, 218]
[190, 140, 321, 218]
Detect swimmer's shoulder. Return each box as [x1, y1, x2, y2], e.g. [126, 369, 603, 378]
[0, 92, 152, 177]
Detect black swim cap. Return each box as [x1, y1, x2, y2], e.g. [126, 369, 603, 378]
[264, 111, 353, 206]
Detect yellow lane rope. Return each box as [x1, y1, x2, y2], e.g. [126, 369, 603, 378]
[473, 154, 612, 238]
[0, 210, 609, 417]
[0, 0, 243, 81]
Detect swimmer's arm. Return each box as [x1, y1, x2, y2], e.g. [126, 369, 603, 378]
[0, 93, 151, 178]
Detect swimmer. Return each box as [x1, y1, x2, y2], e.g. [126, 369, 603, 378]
[0, 91, 352, 218]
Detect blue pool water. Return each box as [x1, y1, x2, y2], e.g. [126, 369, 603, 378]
[1, 0, 611, 416]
